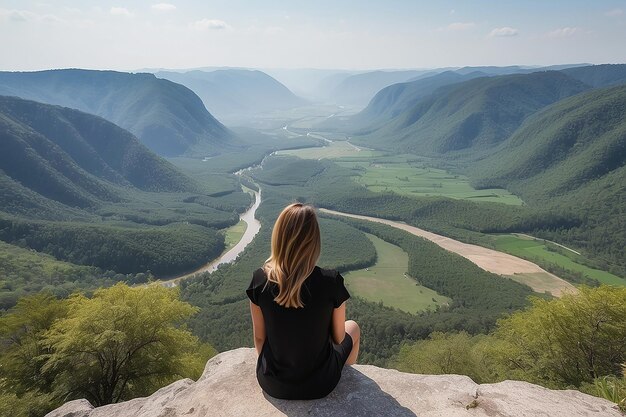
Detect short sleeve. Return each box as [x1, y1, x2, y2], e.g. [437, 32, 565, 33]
[246, 269, 265, 305]
[333, 273, 350, 308]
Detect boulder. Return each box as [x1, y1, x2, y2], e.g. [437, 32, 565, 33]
[45, 348, 623, 417]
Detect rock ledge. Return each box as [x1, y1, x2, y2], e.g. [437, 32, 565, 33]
[46, 348, 622, 417]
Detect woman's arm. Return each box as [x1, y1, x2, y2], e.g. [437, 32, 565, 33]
[249, 301, 266, 355]
[331, 301, 347, 344]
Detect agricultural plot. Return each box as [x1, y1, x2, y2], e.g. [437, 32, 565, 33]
[335, 157, 524, 205]
[277, 140, 380, 159]
[342, 233, 450, 313]
[491, 235, 625, 286]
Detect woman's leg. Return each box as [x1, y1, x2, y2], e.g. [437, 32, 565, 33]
[344, 320, 360, 365]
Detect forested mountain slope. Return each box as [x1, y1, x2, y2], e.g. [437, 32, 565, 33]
[0, 96, 246, 285]
[0, 69, 233, 156]
[561, 63, 626, 88]
[471, 84, 626, 270]
[354, 71, 589, 155]
[0, 96, 196, 213]
[155, 69, 306, 119]
[351, 71, 488, 130]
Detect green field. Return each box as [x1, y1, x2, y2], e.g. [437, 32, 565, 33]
[342, 233, 450, 313]
[490, 234, 625, 286]
[277, 140, 380, 159]
[222, 220, 247, 252]
[279, 146, 523, 205]
[336, 156, 524, 205]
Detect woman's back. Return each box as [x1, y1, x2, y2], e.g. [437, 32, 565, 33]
[247, 266, 350, 399]
[247, 202, 359, 400]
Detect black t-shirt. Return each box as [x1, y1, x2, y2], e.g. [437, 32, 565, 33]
[246, 266, 351, 399]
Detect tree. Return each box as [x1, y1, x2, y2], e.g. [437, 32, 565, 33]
[495, 286, 626, 388]
[0, 284, 216, 414]
[41, 283, 215, 406]
[0, 293, 67, 416]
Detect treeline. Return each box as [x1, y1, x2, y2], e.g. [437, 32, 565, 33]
[0, 241, 155, 310]
[0, 217, 224, 276]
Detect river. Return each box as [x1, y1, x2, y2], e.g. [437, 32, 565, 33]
[160, 186, 261, 287]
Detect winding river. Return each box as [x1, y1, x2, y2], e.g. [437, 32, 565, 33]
[160, 186, 262, 287]
[158, 139, 575, 298]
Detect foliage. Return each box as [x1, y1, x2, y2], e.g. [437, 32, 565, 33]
[0, 285, 216, 414]
[495, 286, 626, 388]
[392, 286, 626, 404]
[590, 374, 626, 412]
[0, 218, 224, 276]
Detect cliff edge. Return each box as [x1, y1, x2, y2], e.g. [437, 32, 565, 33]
[46, 348, 622, 417]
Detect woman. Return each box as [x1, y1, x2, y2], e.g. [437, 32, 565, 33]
[246, 203, 360, 400]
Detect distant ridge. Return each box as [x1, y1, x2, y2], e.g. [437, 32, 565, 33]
[354, 71, 589, 155]
[351, 71, 488, 130]
[0, 69, 233, 156]
[155, 69, 307, 120]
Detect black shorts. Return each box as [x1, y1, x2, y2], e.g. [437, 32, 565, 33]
[258, 333, 354, 400]
[333, 332, 353, 367]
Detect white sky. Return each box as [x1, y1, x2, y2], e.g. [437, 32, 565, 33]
[1, 0, 625, 71]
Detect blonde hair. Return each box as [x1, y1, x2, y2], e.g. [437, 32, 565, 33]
[264, 203, 321, 308]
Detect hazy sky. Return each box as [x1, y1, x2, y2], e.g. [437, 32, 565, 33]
[1, 0, 625, 71]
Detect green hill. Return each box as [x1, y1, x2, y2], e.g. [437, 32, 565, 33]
[0, 96, 196, 211]
[0, 69, 233, 156]
[0, 96, 246, 283]
[351, 71, 488, 130]
[354, 71, 589, 155]
[472, 84, 626, 273]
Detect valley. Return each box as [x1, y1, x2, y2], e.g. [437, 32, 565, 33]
[1, 60, 625, 414]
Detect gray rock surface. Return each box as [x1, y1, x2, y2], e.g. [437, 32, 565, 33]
[46, 348, 623, 417]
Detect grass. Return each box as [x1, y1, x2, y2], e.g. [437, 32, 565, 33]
[277, 141, 380, 159]
[222, 220, 247, 252]
[278, 146, 523, 205]
[336, 157, 524, 205]
[490, 234, 625, 286]
[342, 233, 450, 313]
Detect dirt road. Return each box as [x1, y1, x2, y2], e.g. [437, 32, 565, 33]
[320, 208, 577, 297]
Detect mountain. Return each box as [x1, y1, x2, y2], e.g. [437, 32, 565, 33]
[354, 71, 590, 155]
[472, 83, 626, 201]
[0, 95, 196, 213]
[0, 69, 232, 156]
[262, 68, 359, 100]
[561, 64, 626, 88]
[471, 84, 626, 271]
[329, 70, 432, 106]
[155, 69, 307, 120]
[350, 71, 489, 130]
[0, 95, 239, 279]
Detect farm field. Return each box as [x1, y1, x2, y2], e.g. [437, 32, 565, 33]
[336, 156, 524, 205]
[342, 233, 451, 313]
[490, 234, 625, 286]
[277, 140, 380, 159]
[279, 144, 523, 205]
